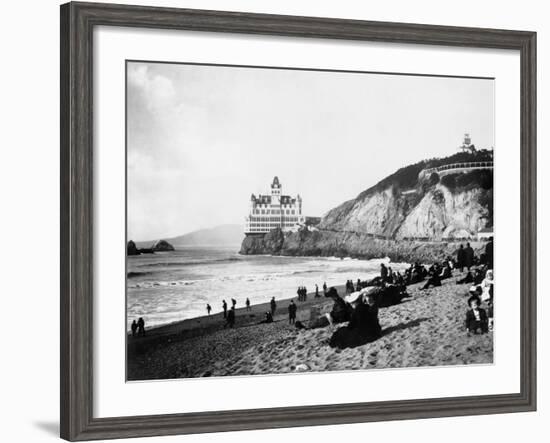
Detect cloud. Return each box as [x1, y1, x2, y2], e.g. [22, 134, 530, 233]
[128, 63, 175, 114]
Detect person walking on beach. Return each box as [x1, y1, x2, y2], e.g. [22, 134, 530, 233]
[131, 319, 138, 337]
[137, 317, 145, 336]
[225, 306, 235, 328]
[288, 300, 297, 324]
[206, 304, 212, 316]
[222, 300, 227, 319]
[323, 282, 328, 295]
[246, 298, 251, 311]
[315, 284, 319, 297]
[464, 242, 475, 270]
[297, 287, 301, 302]
[270, 297, 277, 317]
[303, 286, 307, 301]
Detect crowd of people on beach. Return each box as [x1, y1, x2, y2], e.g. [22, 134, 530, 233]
[131, 238, 494, 346]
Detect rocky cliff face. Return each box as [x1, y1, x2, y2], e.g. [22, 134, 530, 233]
[320, 183, 491, 241]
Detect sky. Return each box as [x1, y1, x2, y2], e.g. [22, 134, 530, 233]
[127, 61, 494, 241]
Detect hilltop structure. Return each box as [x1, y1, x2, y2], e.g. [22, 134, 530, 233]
[244, 176, 305, 235]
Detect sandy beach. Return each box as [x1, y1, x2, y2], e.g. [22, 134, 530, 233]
[127, 271, 493, 380]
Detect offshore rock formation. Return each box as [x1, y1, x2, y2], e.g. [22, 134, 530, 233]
[127, 240, 140, 256]
[240, 151, 493, 262]
[152, 239, 175, 252]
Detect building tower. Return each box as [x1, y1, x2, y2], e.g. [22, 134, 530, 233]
[271, 176, 281, 205]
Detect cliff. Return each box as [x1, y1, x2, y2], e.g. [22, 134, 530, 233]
[240, 150, 493, 262]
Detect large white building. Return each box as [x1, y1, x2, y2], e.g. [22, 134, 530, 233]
[245, 176, 306, 234]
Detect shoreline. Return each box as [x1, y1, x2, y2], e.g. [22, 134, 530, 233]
[127, 273, 493, 380]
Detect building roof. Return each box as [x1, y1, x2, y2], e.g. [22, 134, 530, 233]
[271, 176, 281, 188]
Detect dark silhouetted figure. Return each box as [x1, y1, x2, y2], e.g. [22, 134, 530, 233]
[288, 300, 297, 324]
[380, 263, 388, 282]
[231, 298, 237, 309]
[225, 307, 235, 328]
[315, 284, 320, 297]
[329, 293, 382, 349]
[260, 311, 273, 324]
[464, 243, 475, 270]
[206, 304, 212, 316]
[456, 271, 474, 285]
[137, 317, 145, 336]
[222, 300, 227, 319]
[246, 298, 251, 311]
[457, 244, 466, 271]
[323, 282, 327, 295]
[131, 320, 138, 337]
[485, 238, 494, 269]
[270, 297, 277, 317]
[422, 269, 442, 290]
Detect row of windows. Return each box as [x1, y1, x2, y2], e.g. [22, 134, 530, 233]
[253, 209, 296, 215]
[248, 223, 297, 228]
[254, 203, 295, 209]
[248, 216, 300, 222]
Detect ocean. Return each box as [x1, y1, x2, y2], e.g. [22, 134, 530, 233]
[127, 246, 407, 331]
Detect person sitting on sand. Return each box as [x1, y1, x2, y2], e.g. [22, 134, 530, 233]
[260, 311, 273, 324]
[225, 306, 236, 328]
[288, 300, 297, 324]
[329, 289, 382, 349]
[465, 295, 488, 334]
[422, 268, 442, 290]
[456, 270, 474, 285]
[487, 285, 494, 331]
[270, 297, 277, 317]
[479, 270, 494, 303]
[304, 287, 352, 329]
[206, 304, 212, 316]
[246, 298, 251, 311]
[131, 319, 138, 337]
[137, 317, 145, 336]
[439, 262, 453, 280]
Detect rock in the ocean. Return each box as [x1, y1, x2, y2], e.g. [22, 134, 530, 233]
[127, 240, 140, 256]
[152, 239, 175, 252]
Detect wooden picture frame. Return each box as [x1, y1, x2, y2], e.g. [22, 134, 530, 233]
[60, 2, 536, 440]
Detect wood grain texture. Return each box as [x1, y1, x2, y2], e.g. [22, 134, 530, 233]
[60, 2, 537, 441]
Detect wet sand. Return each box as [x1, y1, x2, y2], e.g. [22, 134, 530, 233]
[127, 273, 493, 380]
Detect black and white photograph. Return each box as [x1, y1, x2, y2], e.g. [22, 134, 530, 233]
[126, 61, 495, 381]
